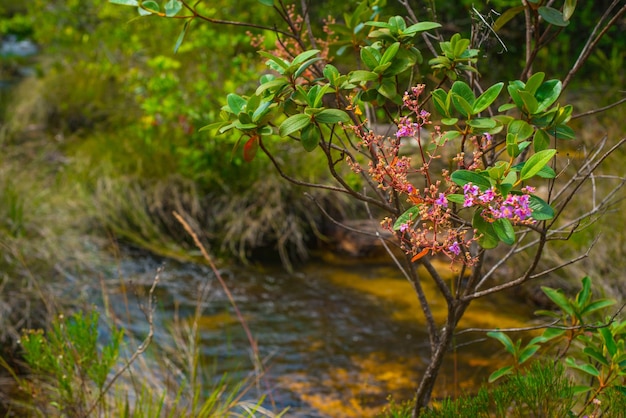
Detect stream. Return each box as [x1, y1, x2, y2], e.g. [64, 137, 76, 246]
[102, 252, 536, 417]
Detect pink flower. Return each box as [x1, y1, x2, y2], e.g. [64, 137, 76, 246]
[435, 193, 448, 207]
[449, 242, 461, 256]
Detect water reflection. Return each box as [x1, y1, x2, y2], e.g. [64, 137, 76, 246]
[106, 254, 534, 417]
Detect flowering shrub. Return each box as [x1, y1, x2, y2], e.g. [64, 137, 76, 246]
[108, 0, 626, 415]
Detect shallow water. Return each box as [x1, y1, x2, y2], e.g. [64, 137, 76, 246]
[104, 253, 535, 417]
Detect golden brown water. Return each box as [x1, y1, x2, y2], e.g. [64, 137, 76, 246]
[112, 254, 536, 417]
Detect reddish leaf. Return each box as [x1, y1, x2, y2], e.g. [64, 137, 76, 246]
[243, 136, 259, 162]
[411, 248, 429, 262]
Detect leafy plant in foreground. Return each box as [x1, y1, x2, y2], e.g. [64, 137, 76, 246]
[488, 276, 626, 416]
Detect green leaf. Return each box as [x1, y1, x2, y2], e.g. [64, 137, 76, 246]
[451, 81, 475, 106]
[378, 78, 398, 101]
[295, 57, 322, 78]
[379, 42, 400, 66]
[226, 94, 247, 115]
[467, 118, 497, 129]
[576, 276, 592, 307]
[554, 124, 575, 140]
[404, 21, 441, 35]
[431, 89, 450, 117]
[520, 149, 556, 181]
[535, 79, 562, 112]
[141, 1, 160, 12]
[524, 72, 545, 96]
[512, 162, 555, 179]
[446, 194, 465, 204]
[323, 64, 340, 83]
[508, 119, 534, 141]
[259, 51, 289, 70]
[109, 0, 138, 5]
[498, 103, 517, 112]
[541, 287, 575, 316]
[300, 124, 320, 151]
[165, 0, 182, 16]
[487, 331, 516, 354]
[488, 365, 514, 383]
[349, 70, 378, 83]
[528, 195, 554, 220]
[584, 347, 609, 366]
[580, 299, 615, 316]
[314, 109, 350, 124]
[173, 19, 190, 53]
[600, 327, 618, 357]
[291, 49, 320, 67]
[519, 344, 540, 364]
[493, 218, 515, 245]
[493, 6, 524, 31]
[563, 0, 577, 21]
[539, 6, 570, 27]
[541, 327, 566, 341]
[473, 210, 499, 249]
[441, 118, 458, 126]
[255, 79, 289, 96]
[361, 47, 380, 70]
[473, 82, 503, 114]
[451, 170, 492, 190]
[533, 129, 551, 152]
[438, 130, 461, 145]
[279, 114, 311, 137]
[258, 0, 273, 5]
[565, 357, 599, 377]
[393, 206, 421, 230]
[518, 90, 539, 114]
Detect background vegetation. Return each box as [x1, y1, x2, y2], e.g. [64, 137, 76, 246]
[1, 0, 624, 416]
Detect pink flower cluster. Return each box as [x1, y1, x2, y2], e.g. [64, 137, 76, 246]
[462, 184, 536, 223]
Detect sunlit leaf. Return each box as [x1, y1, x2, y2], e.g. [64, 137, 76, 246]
[279, 114, 311, 137]
[109, 0, 138, 5]
[529, 195, 554, 220]
[520, 149, 556, 181]
[535, 79, 562, 112]
[473, 82, 503, 114]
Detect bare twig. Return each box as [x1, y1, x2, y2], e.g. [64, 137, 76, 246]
[83, 267, 161, 418]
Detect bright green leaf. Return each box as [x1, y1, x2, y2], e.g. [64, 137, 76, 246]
[541, 286, 575, 316]
[563, 0, 577, 21]
[451, 170, 492, 190]
[300, 124, 320, 151]
[519, 344, 540, 364]
[493, 218, 515, 245]
[520, 149, 556, 181]
[165, 0, 182, 17]
[258, 0, 273, 5]
[314, 109, 350, 124]
[535, 79, 562, 112]
[226, 94, 247, 115]
[580, 299, 615, 316]
[529, 195, 554, 220]
[473, 82, 504, 114]
[109, 0, 138, 5]
[487, 331, 515, 354]
[279, 114, 311, 137]
[141, 0, 159, 12]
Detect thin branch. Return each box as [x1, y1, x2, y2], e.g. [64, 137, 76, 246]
[562, 2, 626, 90]
[178, 0, 296, 38]
[83, 267, 161, 418]
[572, 96, 626, 120]
[258, 138, 392, 211]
